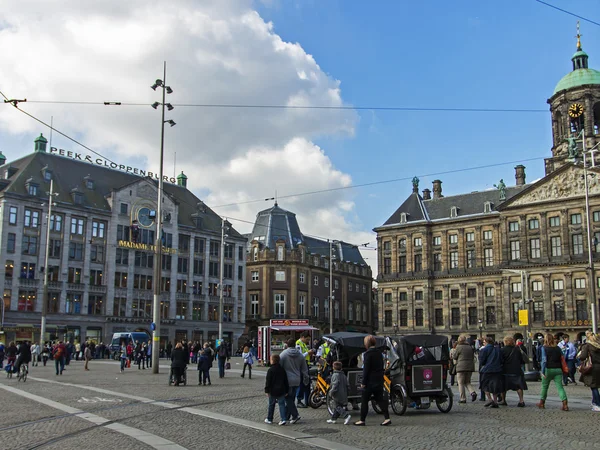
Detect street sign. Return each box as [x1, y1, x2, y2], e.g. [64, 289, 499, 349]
[150, 322, 156, 331]
[518, 310, 529, 326]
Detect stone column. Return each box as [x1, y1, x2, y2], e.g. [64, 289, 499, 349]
[543, 273, 552, 326]
[564, 273, 573, 321]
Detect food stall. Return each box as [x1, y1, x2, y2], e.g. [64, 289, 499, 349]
[257, 319, 318, 364]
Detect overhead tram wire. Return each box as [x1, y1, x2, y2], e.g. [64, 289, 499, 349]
[533, 0, 600, 27]
[22, 98, 548, 113]
[0, 90, 378, 250]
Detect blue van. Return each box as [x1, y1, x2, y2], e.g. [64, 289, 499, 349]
[109, 332, 150, 359]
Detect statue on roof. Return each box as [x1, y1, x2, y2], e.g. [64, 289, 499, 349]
[494, 179, 506, 201]
[412, 176, 419, 193]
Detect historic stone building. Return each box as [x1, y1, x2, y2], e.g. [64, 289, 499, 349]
[374, 32, 600, 343]
[0, 135, 247, 346]
[245, 203, 374, 339]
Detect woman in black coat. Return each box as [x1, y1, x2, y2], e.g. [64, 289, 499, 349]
[578, 331, 600, 410]
[354, 335, 391, 427]
[501, 336, 528, 407]
[170, 342, 187, 386]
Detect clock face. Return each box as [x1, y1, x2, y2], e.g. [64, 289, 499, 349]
[137, 207, 153, 227]
[568, 103, 584, 118]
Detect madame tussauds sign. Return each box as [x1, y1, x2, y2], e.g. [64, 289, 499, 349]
[49, 147, 177, 184]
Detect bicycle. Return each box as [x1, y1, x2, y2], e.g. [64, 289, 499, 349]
[17, 363, 28, 382]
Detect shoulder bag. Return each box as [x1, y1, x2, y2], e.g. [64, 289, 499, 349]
[560, 355, 569, 374]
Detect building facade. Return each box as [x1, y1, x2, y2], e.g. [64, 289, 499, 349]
[0, 136, 247, 347]
[374, 34, 600, 343]
[245, 204, 374, 340]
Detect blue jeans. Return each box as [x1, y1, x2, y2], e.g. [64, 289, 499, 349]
[55, 357, 65, 375]
[120, 358, 126, 371]
[218, 357, 226, 378]
[286, 386, 299, 420]
[267, 395, 287, 422]
[563, 359, 576, 384]
[592, 388, 600, 406]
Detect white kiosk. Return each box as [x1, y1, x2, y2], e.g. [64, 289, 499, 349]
[257, 319, 318, 364]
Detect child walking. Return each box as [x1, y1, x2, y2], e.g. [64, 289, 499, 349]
[264, 354, 289, 426]
[327, 361, 352, 424]
[198, 350, 211, 386]
[241, 346, 253, 379]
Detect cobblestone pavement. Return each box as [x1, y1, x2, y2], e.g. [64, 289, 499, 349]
[0, 358, 598, 450]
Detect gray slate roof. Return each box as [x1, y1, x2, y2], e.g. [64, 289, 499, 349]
[381, 185, 529, 227]
[248, 204, 368, 266]
[0, 151, 244, 239]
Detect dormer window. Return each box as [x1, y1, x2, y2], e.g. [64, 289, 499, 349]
[450, 206, 458, 218]
[41, 166, 52, 182]
[71, 187, 84, 205]
[484, 201, 493, 213]
[277, 245, 284, 261]
[400, 212, 408, 224]
[83, 175, 95, 190]
[25, 178, 39, 196]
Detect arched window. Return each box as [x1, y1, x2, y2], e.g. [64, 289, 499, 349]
[555, 111, 565, 140]
[593, 102, 600, 135]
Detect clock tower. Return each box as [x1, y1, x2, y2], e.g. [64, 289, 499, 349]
[546, 23, 600, 175]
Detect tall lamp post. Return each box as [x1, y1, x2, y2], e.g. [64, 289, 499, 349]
[218, 219, 230, 342]
[580, 135, 600, 334]
[40, 179, 58, 344]
[504, 269, 534, 372]
[329, 239, 340, 334]
[150, 62, 176, 374]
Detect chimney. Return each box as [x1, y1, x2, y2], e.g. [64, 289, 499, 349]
[0, 151, 5, 167]
[422, 188, 431, 200]
[177, 171, 188, 188]
[432, 180, 443, 199]
[515, 165, 526, 186]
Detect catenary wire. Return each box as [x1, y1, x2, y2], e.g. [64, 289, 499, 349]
[0, 90, 377, 249]
[533, 0, 600, 27]
[21, 99, 548, 113]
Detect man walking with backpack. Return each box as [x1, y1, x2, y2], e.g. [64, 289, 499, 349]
[216, 341, 230, 378]
[54, 341, 66, 375]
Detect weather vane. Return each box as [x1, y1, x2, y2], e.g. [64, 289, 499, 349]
[576, 20, 582, 50]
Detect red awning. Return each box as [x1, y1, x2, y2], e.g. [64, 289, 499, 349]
[270, 325, 319, 331]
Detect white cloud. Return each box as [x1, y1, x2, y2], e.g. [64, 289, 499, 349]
[0, 0, 376, 270]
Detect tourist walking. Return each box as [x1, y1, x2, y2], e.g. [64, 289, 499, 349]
[216, 341, 230, 378]
[354, 335, 391, 426]
[264, 354, 289, 425]
[84, 344, 92, 371]
[537, 333, 568, 411]
[479, 336, 503, 408]
[119, 342, 127, 373]
[328, 361, 352, 424]
[170, 342, 187, 386]
[295, 333, 313, 408]
[280, 338, 308, 425]
[501, 336, 528, 407]
[198, 348, 211, 385]
[241, 346, 253, 379]
[41, 343, 50, 366]
[558, 334, 577, 385]
[454, 335, 477, 403]
[146, 341, 152, 368]
[53, 341, 66, 375]
[577, 331, 600, 411]
[30, 342, 40, 367]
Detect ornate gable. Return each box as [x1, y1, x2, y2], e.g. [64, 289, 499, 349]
[502, 164, 600, 208]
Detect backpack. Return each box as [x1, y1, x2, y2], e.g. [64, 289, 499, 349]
[54, 347, 64, 360]
[218, 346, 227, 358]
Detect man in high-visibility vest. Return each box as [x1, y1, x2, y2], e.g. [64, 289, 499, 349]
[317, 340, 331, 378]
[295, 332, 313, 407]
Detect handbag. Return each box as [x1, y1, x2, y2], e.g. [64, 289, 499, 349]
[225, 362, 231, 370]
[560, 355, 569, 374]
[578, 357, 593, 376]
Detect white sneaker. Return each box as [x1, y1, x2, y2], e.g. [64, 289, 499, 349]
[289, 417, 301, 425]
[278, 421, 287, 426]
[327, 419, 337, 424]
[264, 419, 272, 424]
[592, 405, 600, 412]
[344, 414, 352, 425]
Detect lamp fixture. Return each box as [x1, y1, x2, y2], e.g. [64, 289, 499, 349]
[166, 119, 176, 127]
[151, 102, 159, 109]
[166, 103, 174, 111]
[166, 86, 173, 94]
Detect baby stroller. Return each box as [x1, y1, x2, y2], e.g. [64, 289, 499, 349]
[169, 365, 187, 386]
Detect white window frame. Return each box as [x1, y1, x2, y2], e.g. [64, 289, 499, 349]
[275, 270, 285, 282]
[531, 280, 543, 292]
[449, 234, 458, 244]
[313, 275, 319, 286]
[299, 272, 305, 283]
[511, 282, 522, 293]
[251, 271, 259, 282]
[466, 232, 475, 242]
[414, 237, 422, 247]
[509, 221, 519, 232]
[575, 278, 586, 289]
[553, 279, 564, 290]
[433, 236, 441, 246]
[510, 241, 521, 261]
[483, 230, 493, 240]
[274, 293, 286, 316]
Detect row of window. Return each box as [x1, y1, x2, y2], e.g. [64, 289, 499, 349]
[509, 212, 599, 232]
[248, 293, 368, 321]
[2, 289, 240, 321]
[7, 207, 107, 237]
[251, 269, 369, 293]
[510, 233, 594, 260]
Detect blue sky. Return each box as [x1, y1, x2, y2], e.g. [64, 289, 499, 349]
[256, 0, 600, 227]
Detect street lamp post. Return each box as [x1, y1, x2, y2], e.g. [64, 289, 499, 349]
[40, 179, 58, 345]
[329, 240, 334, 334]
[582, 139, 599, 334]
[151, 62, 175, 374]
[504, 268, 534, 372]
[218, 219, 230, 342]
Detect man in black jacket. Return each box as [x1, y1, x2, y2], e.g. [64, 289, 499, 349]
[355, 335, 390, 426]
[264, 354, 289, 425]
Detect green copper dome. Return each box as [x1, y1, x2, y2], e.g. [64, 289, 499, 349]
[554, 45, 600, 94]
[554, 68, 600, 94]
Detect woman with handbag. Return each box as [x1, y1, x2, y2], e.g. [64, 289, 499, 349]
[454, 335, 477, 403]
[577, 331, 600, 411]
[501, 336, 528, 407]
[537, 333, 568, 411]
